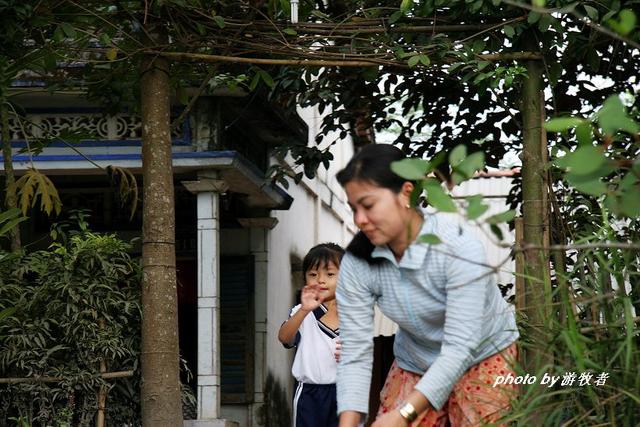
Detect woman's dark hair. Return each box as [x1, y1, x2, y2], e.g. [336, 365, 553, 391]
[336, 143, 410, 192]
[302, 243, 345, 281]
[336, 144, 413, 264]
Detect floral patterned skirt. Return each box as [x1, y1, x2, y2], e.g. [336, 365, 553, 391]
[377, 343, 518, 426]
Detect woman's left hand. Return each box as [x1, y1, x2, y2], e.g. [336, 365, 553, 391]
[371, 410, 409, 427]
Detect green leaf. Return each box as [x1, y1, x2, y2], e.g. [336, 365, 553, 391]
[400, 0, 413, 13]
[555, 145, 607, 176]
[249, 72, 260, 91]
[544, 117, 584, 132]
[575, 122, 593, 146]
[486, 209, 516, 224]
[418, 233, 442, 245]
[283, 28, 297, 35]
[538, 13, 553, 32]
[490, 224, 504, 240]
[60, 23, 77, 38]
[466, 195, 490, 220]
[0, 216, 28, 238]
[618, 188, 640, 217]
[448, 62, 464, 73]
[584, 5, 598, 21]
[527, 12, 541, 24]
[99, 33, 111, 46]
[532, 0, 545, 6]
[608, 9, 636, 35]
[53, 26, 64, 43]
[449, 145, 467, 167]
[177, 87, 189, 105]
[0, 306, 16, 321]
[0, 208, 22, 223]
[567, 176, 607, 196]
[453, 151, 485, 183]
[259, 70, 275, 88]
[423, 179, 457, 213]
[597, 95, 640, 135]
[418, 54, 431, 66]
[477, 61, 490, 71]
[361, 67, 379, 81]
[618, 170, 640, 191]
[391, 158, 431, 180]
[212, 15, 225, 28]
[407, 55, 421, 67]
[503, 25, 515, 37]
[389, 10, 403, 24]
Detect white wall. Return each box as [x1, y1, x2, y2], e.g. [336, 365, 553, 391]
[265, 104, 356, 417]
[450, 177, 516, 289]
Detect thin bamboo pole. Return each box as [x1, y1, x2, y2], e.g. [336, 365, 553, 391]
[96, 319, 107, 427]
[148, 50, 543, 68]
[96, 360, 107, 427]
[0, 370, 134, 384]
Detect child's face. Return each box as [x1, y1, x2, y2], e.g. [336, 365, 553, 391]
[304, 260, 339, 302]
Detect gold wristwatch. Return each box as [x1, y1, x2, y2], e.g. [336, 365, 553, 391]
[398, 402, 418, 423]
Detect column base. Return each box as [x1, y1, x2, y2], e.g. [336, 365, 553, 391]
[183, 420, 239, 427]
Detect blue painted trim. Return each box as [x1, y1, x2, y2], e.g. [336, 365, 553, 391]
[11, 81, 47, 87]
[1, 149, 294, 209]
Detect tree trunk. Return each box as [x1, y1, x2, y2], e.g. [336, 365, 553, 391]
[139, 46, 183, 425]
[520, 55, 552, 370]
[1, 100, 21, 250]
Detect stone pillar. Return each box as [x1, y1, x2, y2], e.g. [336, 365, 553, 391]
[238, 217, 279, 426]
[183, 174, 238, 427]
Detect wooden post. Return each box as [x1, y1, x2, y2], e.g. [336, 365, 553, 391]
[520, 49, 553, 372]
[514, 217, 526, 314]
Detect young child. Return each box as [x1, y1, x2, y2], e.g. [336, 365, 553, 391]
[278, 243, 345, 427]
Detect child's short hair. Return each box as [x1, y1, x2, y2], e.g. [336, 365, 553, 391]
[302, 243, 345, 279]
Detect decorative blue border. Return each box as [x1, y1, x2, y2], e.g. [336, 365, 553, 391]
[7, 108, 192, 146]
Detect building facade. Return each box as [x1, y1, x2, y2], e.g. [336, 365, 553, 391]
[1, 87, 356, 426]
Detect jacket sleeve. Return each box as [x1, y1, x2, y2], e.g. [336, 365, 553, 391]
[414, 234, 491, 410]
[335, 253, 376, 416]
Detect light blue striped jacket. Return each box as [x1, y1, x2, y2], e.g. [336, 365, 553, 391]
[336, 212, 519, 414]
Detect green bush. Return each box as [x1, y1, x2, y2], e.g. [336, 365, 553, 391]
[0, 229, 142, 426]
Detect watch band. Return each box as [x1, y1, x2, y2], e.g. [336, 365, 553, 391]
[398, 402, 418, 423]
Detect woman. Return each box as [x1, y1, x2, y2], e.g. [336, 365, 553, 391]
[335, 144, 519, 426]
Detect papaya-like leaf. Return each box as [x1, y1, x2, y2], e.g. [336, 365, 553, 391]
[15, 169, 62, 216]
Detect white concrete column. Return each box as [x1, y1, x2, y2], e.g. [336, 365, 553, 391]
[183, 176, 229, 421]
[197, 190, 221, 419]
[238, 217, 278, 427]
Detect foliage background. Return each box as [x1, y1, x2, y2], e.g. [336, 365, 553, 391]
[0, 219, 142, 426]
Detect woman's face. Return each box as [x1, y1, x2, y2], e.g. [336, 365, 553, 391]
[344, 179, 412, 247]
